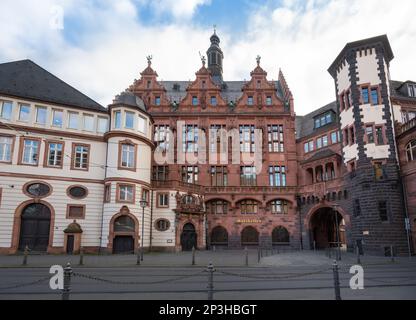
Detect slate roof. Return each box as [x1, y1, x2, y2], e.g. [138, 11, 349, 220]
[296, 101, 338, 140]
[112, 91, 146, 112]
[0, 59, 107, 113]
[390, 80, 416, 102]
[301, 148, 339, 165]
[160, 80, 285, 104]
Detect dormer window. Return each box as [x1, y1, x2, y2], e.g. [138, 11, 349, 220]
[192, 96, 198, 106]
[211, 96, 217, 106]
[125, 111, 134, 129]
[408, 84, 416, 97]
[266, 96, 272, 106]
[314, 112, 333, 129]
[114, 110, 121, 129]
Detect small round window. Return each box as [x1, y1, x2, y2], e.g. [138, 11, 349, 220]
[25, 182, 51, 198]
[155, 219, 170, 232]
[68, 186, 88, 199]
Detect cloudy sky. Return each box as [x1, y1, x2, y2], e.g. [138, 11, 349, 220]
[0, 0, 415, 115]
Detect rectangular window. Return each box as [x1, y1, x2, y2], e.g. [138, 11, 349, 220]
[240, 200, 258, 214]
[210, 200, 228, 215]
[67, 205, 85, 219]
[268, 125, 284, 153]
[362, 87, 370, 104]
[315, 118, 321, 129]
[350, 127, 355, 145]
[317, 137, 322, 149]
[192, 96, 198, 106]
[247, 96, 254, 106]
[152, 166, 169, 181]
[266, 96, 272, 106]
[104, 184, 111, 203]
[52, 109, 63, 127]
[138, 116, 147, 134]
[346, 91, 351, 109]
[366, 126, 374, 143]
[353, 199, 361, 217]
[371, 88, 379, 105]
[155, 96, 161, 106]
[271, 200, 288, 214]
[21, 139, 40, 165]
[120, 144, 135, 169]
[0, 101, 13, 120]
[322, 135, 328, 147]
[114, 111, 122, 129]
[240, 125, 256, 153]
[84, 114, 94, 131]
[73, 144, 89, 170]
[241, 166, 257, 186]
[182, 125, 199, 153]
[141, 189, 149, 203]
[304, 142, 309, 153]
[0, 136, 13, 162]
[68, 112, 79, 129]
[35, 106, 47, 125]
[125, 112, 134, 129]
[211, 96, 217, 106]
[374, 162, 384, 181]
[308, 140, 314, 152]
[46, 142, 63, 167]
[118, 184, 134, 203]
[376, 126, 384, 145]
[269, 166, 286, 187]
[154, 125, 170, 151]
[97, 117, 108, 133]
[210, 166, 228, 187]
[181, 166, 199, 184]
[18, 104, 31, 122]
[331, 132, 338, 144]
[378, 201, 388, 221]
[157, 193, 169, 207]
[209, 124, 226, 153]
[408, 85, 415, 97]
[326, 113, 332, 124]
[344, 128, 349, 146]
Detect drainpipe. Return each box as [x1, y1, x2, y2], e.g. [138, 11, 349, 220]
[98, 136, 109, 255]
[297, 195, 303, 250]
[149, 189, 154, 252]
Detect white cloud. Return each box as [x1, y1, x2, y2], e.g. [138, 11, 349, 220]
[0, 0, 415, 115]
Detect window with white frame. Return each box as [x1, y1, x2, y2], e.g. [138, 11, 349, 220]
[269, 166, 286, 187]
[73, 144, 89, 170]
[182, 125, 199, 153]
[97, 117, 108, 133]
[406, 140, 416, 162]
[35, 106, 47, 125]
[18, 104, 30, 122]
[125, 112, 134, 129]
[22, 139, 40, 165]
[46, 142, 63, 167]
[120, 144, 135, 169]
[0, 101, 13, 120]
[68, 112, 79, 129]
[240, 125, 256, 153]
[52, 109, 63, 127]
[114, 110, 122, 129]
[83, 114, 94, 131]
[118, 184, 134, 202]
[0, 136, 13, 162]
[268, 125, 284, 152]
[138, 115, 147, 134]
[154, 125, 170, 151]
[240, 166, 257, 186]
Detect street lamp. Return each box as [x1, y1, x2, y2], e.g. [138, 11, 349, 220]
[332, 203, 341, 261]
[139, 199, 148, 261]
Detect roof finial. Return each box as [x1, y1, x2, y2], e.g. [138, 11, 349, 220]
[213, 24, 217, 34]
[146, 55, 153, 67]
[199, 51, 206, 67]
[256, 55, 261, 66]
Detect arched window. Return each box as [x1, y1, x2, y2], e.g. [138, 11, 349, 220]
[241, 226, 259, 246]
[406, 140, 416, 162]
[114, 216, 135, 232]
[210, 226, 228, 246]
[270, 200, 289, 214]
[240, 200, 258, 214]
[183, 195, 196, 205]
[272, 226, 290, 244]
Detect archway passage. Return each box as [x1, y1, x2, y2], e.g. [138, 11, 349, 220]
[241, 226, 259, 246]
[112, 215, 136, 254]
[181, 223, 197, 251]
[210, 226, 228, 247]
[310, 207, 346, 250]
[19, 203, 51, 252]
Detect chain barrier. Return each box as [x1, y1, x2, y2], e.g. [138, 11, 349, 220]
[216, 267, 333, 280]
[0, 276, 51, 291]
[72, 270, 206, 285]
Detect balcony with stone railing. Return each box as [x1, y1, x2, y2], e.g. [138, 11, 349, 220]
[397, 118, 416, 136]
[151, 180, 204, 194]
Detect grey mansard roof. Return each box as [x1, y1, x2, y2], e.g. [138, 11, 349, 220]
[296, 101, 338, 140]
[390, 80, 416, 102]
[0, 59, 107, 113]
[112, 91, 146, 111]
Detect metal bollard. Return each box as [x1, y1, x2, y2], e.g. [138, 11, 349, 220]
[79, 247, 84, 266]
[192, 246, 196, 266]
[313, 241, 316, 252]
[332, 260, 342, 301]
[22, 245, 29, 266]
[390, 245, 395, 263]
[136, 248, 141, 265]
[356, 246, 361, 265]
[213, 245, 216, 252]
[62, 263, 73, 300]
[257, 247, 261, 263]
[245, 246, 248, 267]
[206, 263, 215, 301]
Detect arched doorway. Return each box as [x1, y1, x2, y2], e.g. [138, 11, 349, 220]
[19, 203, 51, 252]
[113, 215, 136, 254]
[210, 226, 228, 247]
[272, 226, 290, 245]
[181, 223, 197, 251]
[241, 226, 259, 246]
[310, 207, 346, 249]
